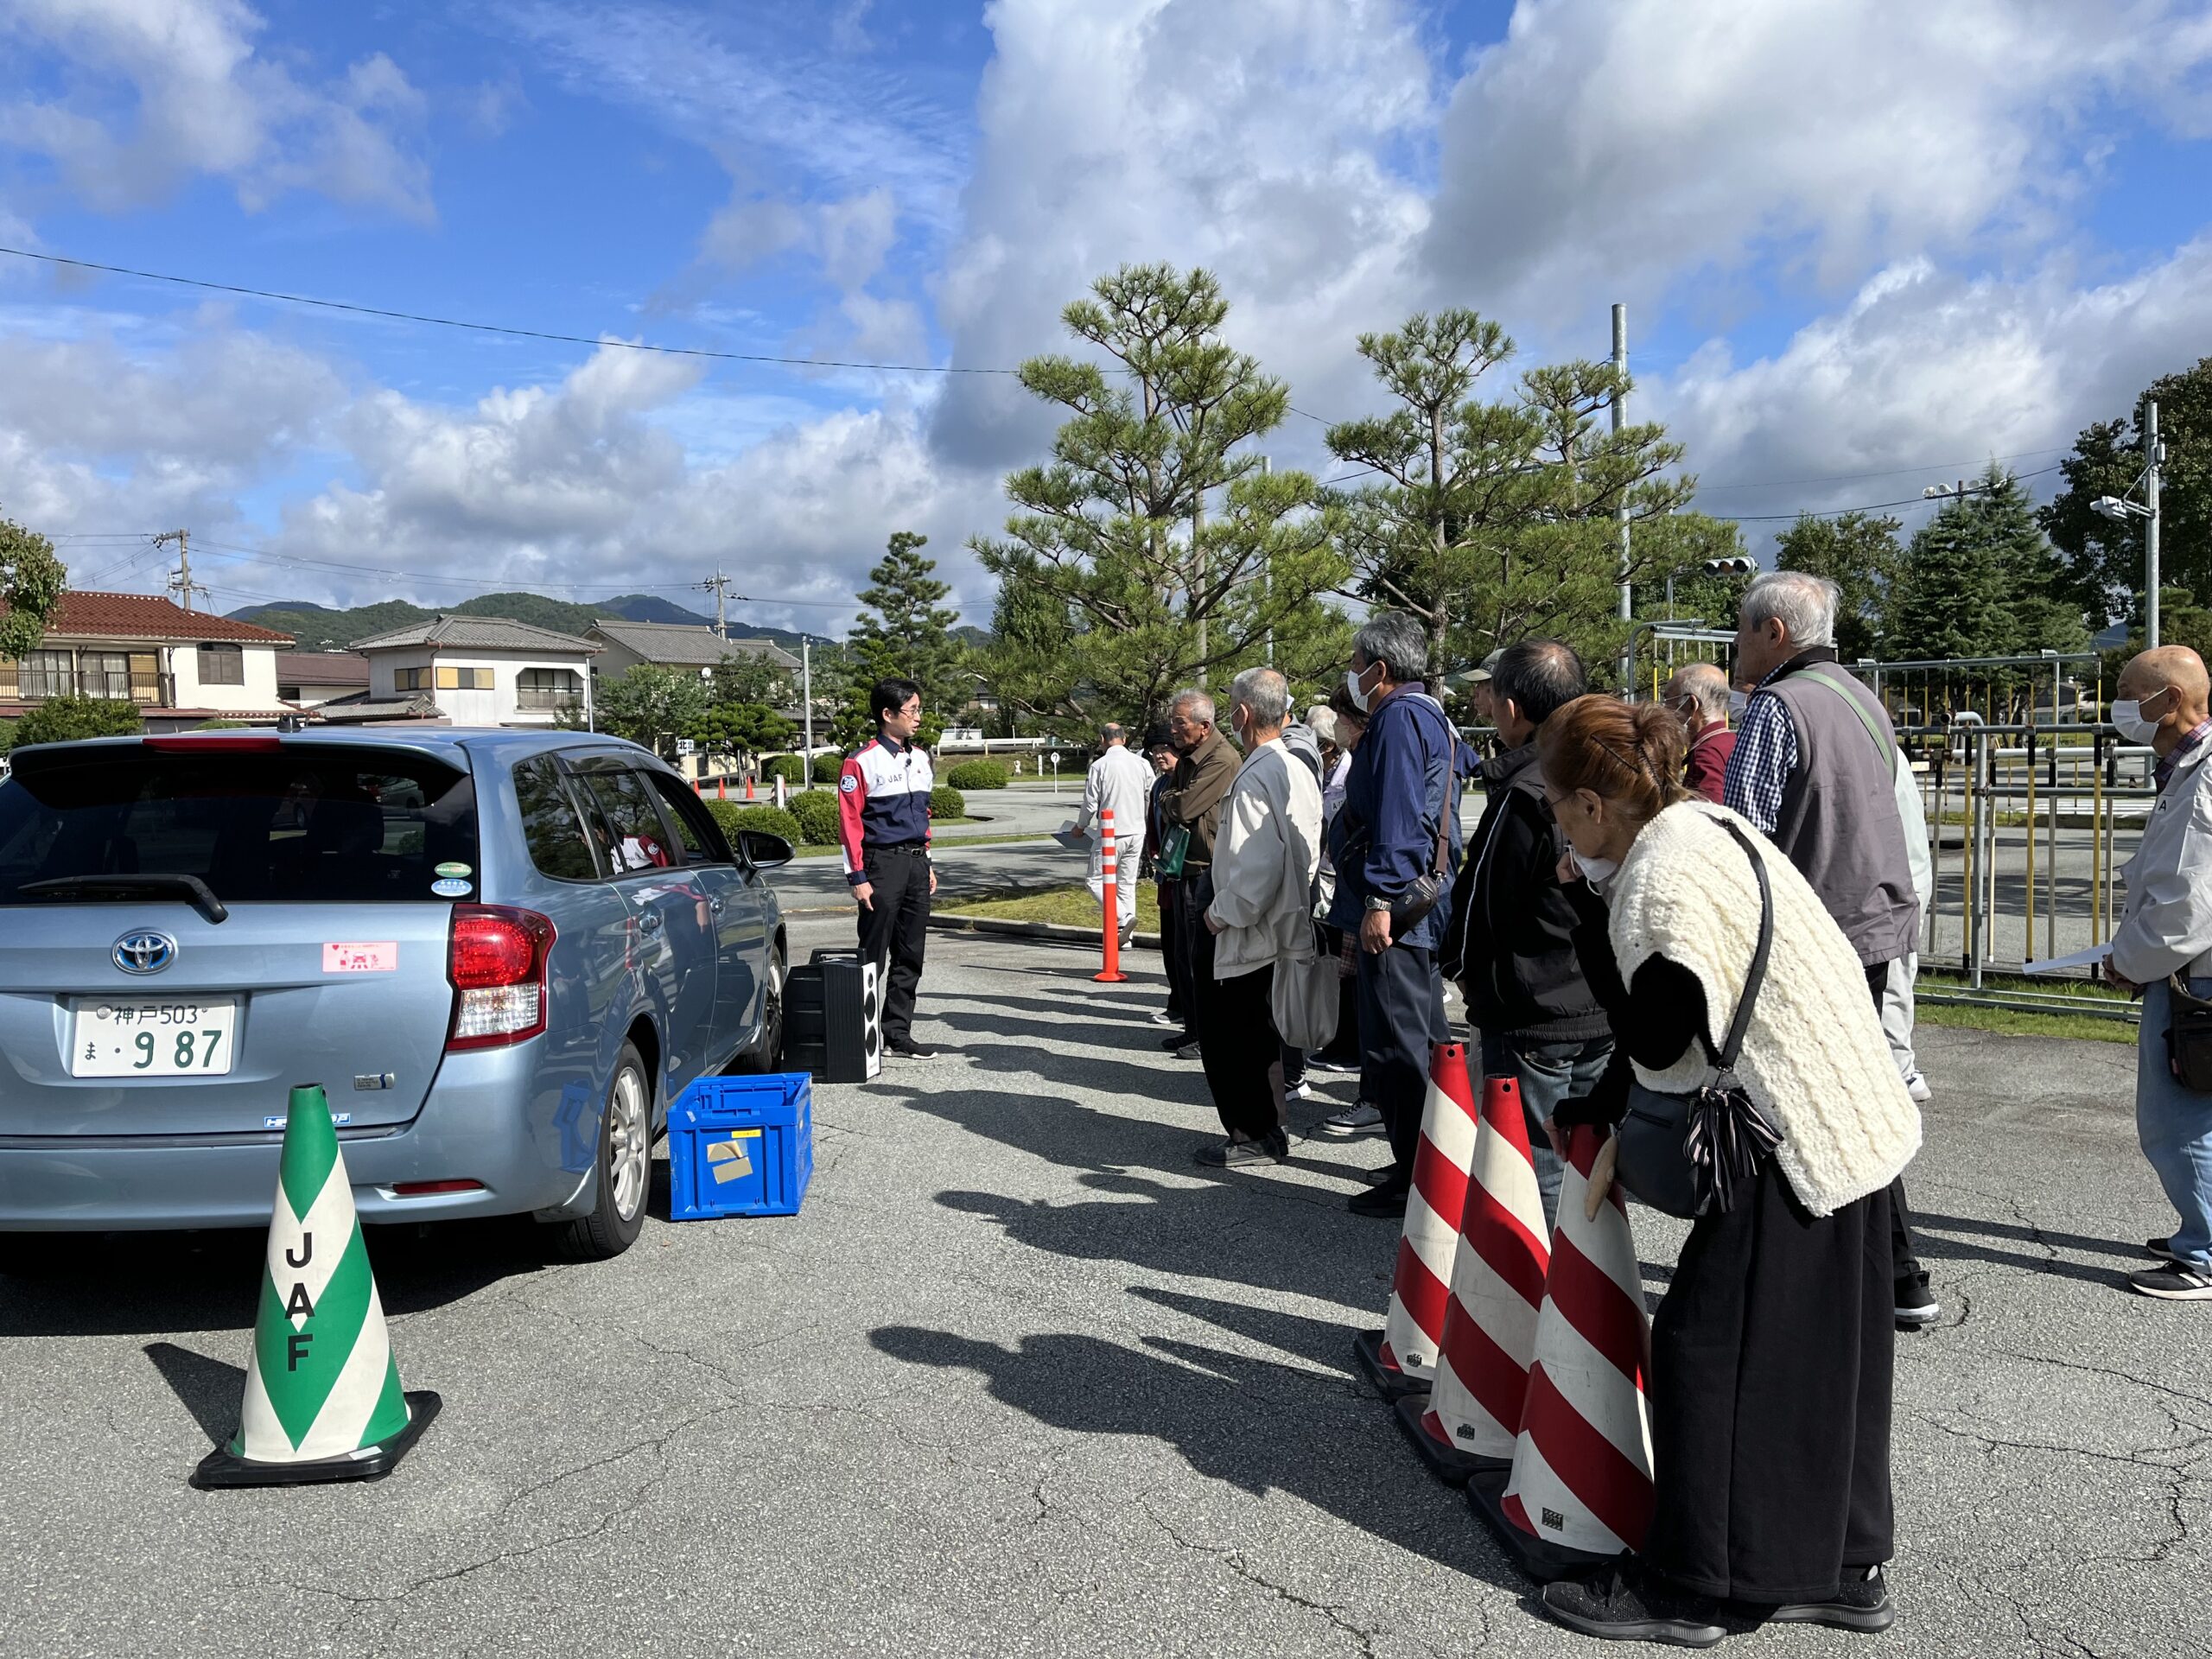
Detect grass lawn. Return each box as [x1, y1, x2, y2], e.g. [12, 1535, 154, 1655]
[1915, 966, 2138, 1046]
[943, 880, 1161, 933]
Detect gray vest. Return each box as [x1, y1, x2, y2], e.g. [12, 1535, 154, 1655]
[1763, 667, 1922, 969]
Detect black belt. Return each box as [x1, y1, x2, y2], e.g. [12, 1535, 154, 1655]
[867, 843, 929, 858]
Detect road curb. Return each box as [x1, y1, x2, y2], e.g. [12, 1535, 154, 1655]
[931, 913, 1163, 951]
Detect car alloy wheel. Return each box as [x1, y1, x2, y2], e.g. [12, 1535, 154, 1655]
[606, 1060, 650, 1224]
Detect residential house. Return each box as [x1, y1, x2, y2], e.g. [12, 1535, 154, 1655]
[278, 652, 372, 707]
[583, 620, 800, 685]
[339, 615, 599, 728]
[0, 590, 295, 730]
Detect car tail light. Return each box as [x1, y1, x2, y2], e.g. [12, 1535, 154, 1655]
[447, 904, 556, 1050]
[143, 734, 284, 752]
[391, 1179, 486, 1197]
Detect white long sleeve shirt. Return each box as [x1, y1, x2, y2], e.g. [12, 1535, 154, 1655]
[2112, 738, 2212, 985]
[1205, 738, 1323, 979]
[1077, 744, 1154, 871]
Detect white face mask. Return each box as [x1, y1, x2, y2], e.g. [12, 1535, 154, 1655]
[1565, 847, 1620, 886]
[2111, 697, 2163, 746]
[1344, 664, 1375, 713]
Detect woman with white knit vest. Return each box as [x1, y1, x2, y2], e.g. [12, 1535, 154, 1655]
[1531, 695, 1922, 1649]
[1195, 666, 1323, 1169]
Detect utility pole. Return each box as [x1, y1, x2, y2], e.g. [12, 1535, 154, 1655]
[1192, 486, 1207, 692]
[2146, 399, 2163, 650]
[1260, 455, 1274, 670]
[801, 639, 814, 785]
[1611, 304, 1632, 690]
[702, 571, 733, 640]
[153, 529, 206, 612]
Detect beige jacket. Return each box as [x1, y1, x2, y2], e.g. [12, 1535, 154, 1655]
[1205, 737, 1324, 980]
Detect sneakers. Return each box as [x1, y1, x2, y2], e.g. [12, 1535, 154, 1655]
[1540, 1567, 1726, 1649]
[1895, 1276, 1941, 1325]
[2130, 1260, 2212, 1300]
[1173, 1039, 1203, 1061]
[1283, 1080, 1311, 1104]
[2148, 1236, 2179, 1261]
[1904, 1071, 1932, 1104]
[1159, 1032, 1192, 1051]
[1192, 1132, 1290, 1169]
[1347, 1179, 1409, 1218]
[1149, 1009, 1179, 1028]
[885, 1038, 940, 1059]
[1772, 1566, 1896, 1634]
[1317, 1102, 1382, 1136]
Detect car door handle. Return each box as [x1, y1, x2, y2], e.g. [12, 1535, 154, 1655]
[638, 911, 663, 933]
[709, 898, 725, 915]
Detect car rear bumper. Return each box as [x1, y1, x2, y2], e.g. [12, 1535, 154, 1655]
[0, 1044, 601, 1230]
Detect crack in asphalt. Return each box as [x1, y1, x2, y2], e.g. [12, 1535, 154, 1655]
[1141, 1499, 1393, 1659]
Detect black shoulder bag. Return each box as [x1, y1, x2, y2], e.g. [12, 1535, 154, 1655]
[1612, 818, 1785, 1219]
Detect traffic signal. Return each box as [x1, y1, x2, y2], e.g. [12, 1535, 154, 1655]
[1701, 556, 1758, 575]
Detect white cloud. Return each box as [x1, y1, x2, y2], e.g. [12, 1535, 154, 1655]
[1422, 0, 2212, 327]
[0, 0, 432, 220]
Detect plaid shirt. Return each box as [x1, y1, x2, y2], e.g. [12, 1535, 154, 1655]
[2157, 720, 2212, 793]
[1723, 671, 1799, 835]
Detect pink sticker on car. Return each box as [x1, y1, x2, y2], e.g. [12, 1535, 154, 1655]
[323, 942, 398, 974]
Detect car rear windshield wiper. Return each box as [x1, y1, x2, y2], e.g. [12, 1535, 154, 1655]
[16, 874, 231, 925]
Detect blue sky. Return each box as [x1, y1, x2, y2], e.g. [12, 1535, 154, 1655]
[1, 0, 2208, 632]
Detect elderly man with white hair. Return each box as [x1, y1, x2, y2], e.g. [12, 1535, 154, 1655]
[1726, 569, 1937, 1325]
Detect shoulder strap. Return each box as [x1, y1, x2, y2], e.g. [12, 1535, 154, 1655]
[1713, 818, 1774, 1072]
[1800, 665, 1898, 774]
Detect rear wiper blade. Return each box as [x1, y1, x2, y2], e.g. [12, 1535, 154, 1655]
[17, 874, 231, 925]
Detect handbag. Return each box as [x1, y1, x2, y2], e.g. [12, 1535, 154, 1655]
[1613, 818, 1785, 1219]
[1272, 923, 1339, 1050]
[1155, 823, 1191, 880]
[2166, 974, 2212, 1091]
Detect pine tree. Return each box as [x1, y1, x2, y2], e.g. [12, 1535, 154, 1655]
[846, 531, 965, 741]
[1883, 467, 2079, 662]
[1775, 511, 1903, 662]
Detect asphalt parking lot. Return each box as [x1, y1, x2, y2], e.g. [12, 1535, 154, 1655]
[2, 919, 2204, 1657]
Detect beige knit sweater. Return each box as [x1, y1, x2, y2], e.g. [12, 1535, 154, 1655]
[1609, 800, 1922, 1217]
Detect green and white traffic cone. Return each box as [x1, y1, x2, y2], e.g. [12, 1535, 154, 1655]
[193, 1083, 440, 1488]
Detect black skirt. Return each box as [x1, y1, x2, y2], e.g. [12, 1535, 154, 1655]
[1643, 1162, 1895, 1604]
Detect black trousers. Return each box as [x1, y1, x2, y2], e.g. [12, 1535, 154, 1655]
[1357, 940, 1447, 1179]
[1863, 963, 1924, 1287]
[1646, 1168, 1895, 1603]
[857, 849, 930, 1043]
[1159, 880, 1185, 1020]
[1171, 869, 1217, 1042]
[1197, 963, 1282, 1141]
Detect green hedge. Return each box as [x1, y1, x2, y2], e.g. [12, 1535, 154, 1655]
[930, 785, 964, 821]
[763, 754, 806, 785]
[705, 801, 803, 849]
[944, 760, 1009, 791]
[788, 790, 842, 846]
[811, 753, 842, 785]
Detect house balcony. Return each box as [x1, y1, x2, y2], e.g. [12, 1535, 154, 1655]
[0, 666, 175, 705]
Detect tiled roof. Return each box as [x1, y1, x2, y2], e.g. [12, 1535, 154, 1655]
[586, 619, 800, 668]
[350, 615, 601, 654]
[11, 591, 296, 645]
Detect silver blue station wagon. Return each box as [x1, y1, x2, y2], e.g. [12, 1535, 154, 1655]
[0, 728, 790, 1260]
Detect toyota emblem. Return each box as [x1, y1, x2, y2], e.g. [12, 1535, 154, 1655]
[112, 931, 178, 975]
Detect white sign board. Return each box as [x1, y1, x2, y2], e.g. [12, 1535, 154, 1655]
[676, 737, 696, 756]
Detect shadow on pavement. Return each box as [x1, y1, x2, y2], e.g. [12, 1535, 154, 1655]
[1913, 1210, 2146, 1262]
[1909, 1212, 2126, 1288]
[143, 1339, 246, 1445]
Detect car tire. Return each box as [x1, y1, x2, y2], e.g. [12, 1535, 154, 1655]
[741, 945, 785, 1072]
[556, 1039, 653, 1261]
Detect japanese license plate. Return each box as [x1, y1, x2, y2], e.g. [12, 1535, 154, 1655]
[70, 998, 239, 1077]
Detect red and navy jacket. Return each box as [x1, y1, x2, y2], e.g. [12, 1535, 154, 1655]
[837, 734, 934, 886]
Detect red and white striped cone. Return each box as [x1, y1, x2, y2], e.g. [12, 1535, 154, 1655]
[1395, 1073, 1549, 1484]
[1352, 1041, 1477, 1401]
[1471, 1125, 1656, 1581]
[1093, 808, 1127, 983]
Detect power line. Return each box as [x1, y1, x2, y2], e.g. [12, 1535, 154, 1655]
[1687, 447, 2071, 493]
[1713, 464, 2063, 523]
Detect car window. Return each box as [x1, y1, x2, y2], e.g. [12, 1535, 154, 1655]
[0, 744, 478, 905]
[513, 757, 602, 880]
[644, 772, 734, 866]
[579, 769, 676, 874]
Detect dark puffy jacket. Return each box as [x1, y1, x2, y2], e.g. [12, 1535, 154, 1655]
[1440, 741, 1610, 1043]
[1325, 685, 1461, 951]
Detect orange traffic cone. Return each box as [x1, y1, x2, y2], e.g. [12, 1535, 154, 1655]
[1352, 1041, 1477, 1401]
[1471, 1126, 1656, 1581]
[1395, 1074, 1548, 1484]
[746, 775, 757, 800]
[718, 778, 727, 800]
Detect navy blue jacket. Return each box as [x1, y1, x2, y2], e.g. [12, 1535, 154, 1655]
[1326, 683, 1462, 950]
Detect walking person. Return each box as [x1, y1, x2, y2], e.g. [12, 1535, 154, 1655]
[1075, 722, 1153, 944]
[1664, 662, 1736, 804]
[1723, 572, 1938, 1325]
[2104, 645, 2212, 1300]
[838, 677, 941, 1059]
[1158, 690, 1239, 1060]
[1537, 695, 1920, 1644]
[1327, 613, 1461, 1216]
[1193, 669, 1322, 1167]
[1441, 640, 1611, 1227]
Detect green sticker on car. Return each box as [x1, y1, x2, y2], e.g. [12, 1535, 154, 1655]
[434, 862, 472, 879]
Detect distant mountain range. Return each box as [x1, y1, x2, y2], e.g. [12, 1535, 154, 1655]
[223, 593, 841, 654]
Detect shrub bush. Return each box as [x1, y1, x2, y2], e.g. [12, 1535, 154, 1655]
[944, 760, 1009, 791]
[11, 693, 145, 748]
[788, 790, 843, 846]
[929, 785, 965, 821]
[705, 801, 803, 849]
[763, 754, 806, 785]
[811, 753, 842, 785]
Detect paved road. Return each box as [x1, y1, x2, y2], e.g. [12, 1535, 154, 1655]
[3, 921, 2204, 1657]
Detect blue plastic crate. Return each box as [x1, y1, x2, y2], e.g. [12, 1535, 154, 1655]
[666, 1072, 814, 1220]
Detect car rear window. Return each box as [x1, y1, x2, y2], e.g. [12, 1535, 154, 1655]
[0, 744, 479, 906]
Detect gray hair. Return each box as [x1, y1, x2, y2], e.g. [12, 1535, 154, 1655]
[1667, 661, 1732, 719]
[1741, 570, 1838, 649]
[1352, 612, 1428, 683]
[1169, 688, 1217, 727]
[1228, 666, 1290, 728]
[1305, 705, 1338, 747]
[1099, 722, 1128, 745]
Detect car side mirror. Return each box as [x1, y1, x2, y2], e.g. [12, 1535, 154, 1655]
[739, 829, 793, 870]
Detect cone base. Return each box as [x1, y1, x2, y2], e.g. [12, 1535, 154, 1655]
[1467, 1466, 1623, 1584]
[1390, 1395, 1512, 1488]
[192, 1390, 442, 1490]
[1351, 1329, 1429, 1401]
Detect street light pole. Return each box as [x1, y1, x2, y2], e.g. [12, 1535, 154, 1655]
[2146, 399, 2163, 650]
[1612, 303, 1631, 690]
